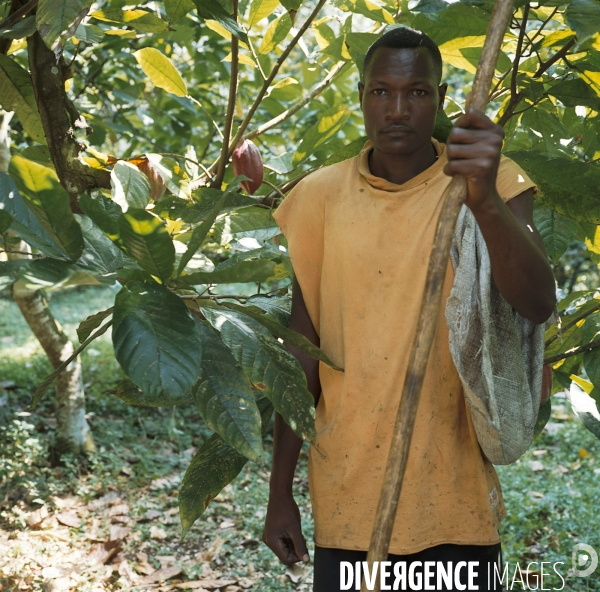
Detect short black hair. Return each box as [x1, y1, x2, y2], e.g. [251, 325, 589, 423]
[362, 27, 443, 83]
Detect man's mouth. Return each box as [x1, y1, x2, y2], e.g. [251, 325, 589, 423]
[381, 126, 413, 135]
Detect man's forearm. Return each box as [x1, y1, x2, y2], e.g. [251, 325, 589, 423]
[270, 413, 304, 495]
[470, 190, 556, 324]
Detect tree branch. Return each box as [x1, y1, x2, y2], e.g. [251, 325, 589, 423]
[213, 0, 239, 189]
[497, 4, 529, 127]
[544, 337, 600, 365]
[244, 60, 348, 142]
[546, 302, 600, 348]
[28, 33, 110, 212]
[0, 0, 38, 30]
[533, 37, 577, 78]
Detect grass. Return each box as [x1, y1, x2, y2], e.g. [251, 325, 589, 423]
[0, 286, 599, 591]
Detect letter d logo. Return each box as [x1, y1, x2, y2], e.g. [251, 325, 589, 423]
[572, 543, 598, 577]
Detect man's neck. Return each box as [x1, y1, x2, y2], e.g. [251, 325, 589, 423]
[368, 141, 438, 186]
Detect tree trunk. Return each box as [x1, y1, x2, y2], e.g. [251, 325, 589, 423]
[1, 110, 95, 456]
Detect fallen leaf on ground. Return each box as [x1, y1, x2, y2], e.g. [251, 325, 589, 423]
[106, 503, 130, 517]
[196, 536, 224, 562]
[56, 512, 81, 528]
[110, 524, 131, 542]
[150, 525, 168, 540]
[138, 565, 183, 585]
[135, 551, 156, 575]
[156, 555, 177, 569]
[528, 491, 544, 498]
[173, 580, 236, 590]
[529, 460, 544, 472]
[88, 491, 121, 511]
[219, 520, 235, 529]
[88, 540, 122, 566]
[27, 506, 49, 528]
[286, 563, 305, 583]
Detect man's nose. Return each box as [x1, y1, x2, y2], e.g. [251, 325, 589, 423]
[387, 93, 410, 119]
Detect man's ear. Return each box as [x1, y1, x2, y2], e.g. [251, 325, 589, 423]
[358, 82, 364, 111]
[437, 82, 448, 112]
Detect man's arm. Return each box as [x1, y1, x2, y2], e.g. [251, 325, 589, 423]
[262, 276, 320, 565]
[444, 109, 556, 323]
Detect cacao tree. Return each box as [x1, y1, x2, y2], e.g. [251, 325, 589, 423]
[0, 0, 599, 535]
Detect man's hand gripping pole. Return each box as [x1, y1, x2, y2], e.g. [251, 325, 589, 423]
[361, 1, 515, 590]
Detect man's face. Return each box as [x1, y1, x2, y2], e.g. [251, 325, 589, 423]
[359, 47, 447, 155]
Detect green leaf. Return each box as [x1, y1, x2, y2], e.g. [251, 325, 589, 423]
[216, 206, 280, 244]
[547, 77, 600, 112]
[582, 312, 600, 345]
[77, 307, 114, 343]
[567, 382, 600, 439]
[248, 0, 279, 28]
[91, 9, 168, 32]
[8, 155, 84, 260]
[18, 258, 74, 288]
[165, 0, 195, 21]
[112, 282, 202, 399]
[111, 161, 151, 211]
[0, 260, 28, 279]
[0, 55, 45, 144]
[258, 13, 292, 54]
[178, 259, 276, 285]
[293, 106, 352, 164]
[118, 209, 175, 282]
[177, 188, 229, 275]
[433, 109, 453, 144]
[0, 171, 66, 258]
[410, 3, 490, 46]
[521, 108, 571, 157]
[178, 397, 273, 536]
[194, 0, 248, 43]
[0, 15, 37, 40]
[36, 0, 92, 48]
[0, 210, 12, 233]
[202, 300, 342, 370]
[192, 320, 263, 460]
[73, 23, 104, 43]
[507, 152, 600, 224]
[565, 0, 600, 44]
[584, 349, 600, 388]
[108, 378, 192, 407]
[246, 294, 290, 325]
[533, 203, 579, 264]
[323, 136, 368, 166]
[202, 306, 315, 441]
[75, 215, 125, 274]
[80, 192, 122, 239]
[533, 398, 551, 438]
[545, 323, 582, 359]
[134, 48, 187, 97]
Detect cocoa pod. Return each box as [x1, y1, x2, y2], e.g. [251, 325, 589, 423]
[232, 139, 264, 194]
[137, 159, 166, 201]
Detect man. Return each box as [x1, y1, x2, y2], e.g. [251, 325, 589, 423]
[263, 27, 556, 591]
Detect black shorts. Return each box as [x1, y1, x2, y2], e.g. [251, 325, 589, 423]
[313, 542, 503, 592]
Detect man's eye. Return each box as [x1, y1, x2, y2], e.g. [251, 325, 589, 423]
[372, 89, 386, 96]
[412, 89, 426, 96]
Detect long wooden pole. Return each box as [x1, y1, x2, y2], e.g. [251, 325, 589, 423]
[361, 2, 515, 590]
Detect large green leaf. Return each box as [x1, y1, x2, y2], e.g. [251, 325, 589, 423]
[112, 282, 202, 399]
[582, 312, 600, 344]
[18, 258, 75, 288]
[75, 215, 124, 274]
[8, 156, 84, 260]
[521, 108, 570, 157]
[110, 161, 151, 211]
[108, 378, 192, 407]
[91, 9, 168, 32]
[507, 152, 600, 224]
[0, 172, 66, 258]
[293, 106, 352, 164]
[192, 0, 248, 43]
[258, 13, 292, 54]
[165, 0, 195, 22]
[202, 307, 316, 441]
[192, 321, 263, 460]
[118, 209, 175, 282]
[80, 192, 122, 239]
[0, 15, 37, 40]
[178, 259, 276, 285]
[134, 48, 187, 97]
[547, 77, 600, 112]
[36, 0, 92, 48]
[0, 55, 45, 144]
[410, 3, 490, 46]
[323, 136, 368, 166]
[545, 323, 582, 359]
[248, 0, 279, 28]
[533, 204, 579, 264]
[584, 349, 600, 388]
[0, 210, 12, 233]
[216, 206, 280, 243]
[533, 398, 552, 438]
[565, 0, 600, 44]
[178, 398, 273, 536]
